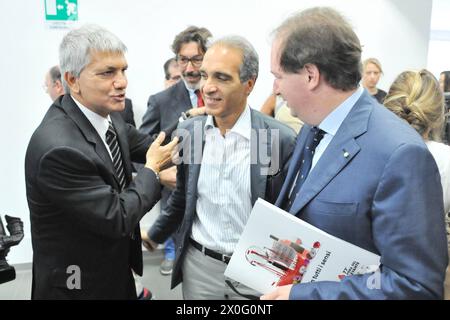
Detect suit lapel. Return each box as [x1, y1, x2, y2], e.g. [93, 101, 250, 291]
[174, 81, 193, 114]
[250, 110, 271, 204]
[58, 95, 119, 187]
[274, 126, 310, 207]
[288, 92, 373, 215]
[186, 117, 207, 200]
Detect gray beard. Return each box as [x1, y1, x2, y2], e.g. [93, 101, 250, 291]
[183, 78, 200, 91]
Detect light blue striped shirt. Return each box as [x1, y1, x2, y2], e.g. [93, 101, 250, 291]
[192, 105, 252, 255]
[311, 87, 364, 171]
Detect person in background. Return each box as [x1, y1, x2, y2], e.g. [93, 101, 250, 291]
[44, 65, 65, 101]
[384, 69, 450, 299]
[260, 92, 303, 133]
[362, 58, 387, 103]
[439, 71, 450, 144]
[440, 71, 450, 94]
[164, 57, 182, 89]
[140, 27, 212, 276]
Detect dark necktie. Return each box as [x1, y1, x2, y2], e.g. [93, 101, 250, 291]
[195, 89, 204, 107]
[286, 127, 325, 210]
[106, 122, 126, 191]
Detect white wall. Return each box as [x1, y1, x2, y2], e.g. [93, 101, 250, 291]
[427, 0, 450, 78]
[0, 0, 433, 264]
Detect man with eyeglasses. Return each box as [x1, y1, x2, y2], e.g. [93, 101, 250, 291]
[140, 26, 212, 277]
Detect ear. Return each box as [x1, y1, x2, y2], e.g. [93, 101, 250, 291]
[55, 80, 65, 95]
[244, 77, 256, 96]
[303, 63, 320, 89]
[64, 72, 80, 94]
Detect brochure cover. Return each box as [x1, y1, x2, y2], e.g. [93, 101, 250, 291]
[224, 198, 380, 294]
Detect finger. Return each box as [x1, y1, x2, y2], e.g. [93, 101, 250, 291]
[163, 136, 179, 150]
[260, 291, 276, 300]
[154, 132, 166, 146]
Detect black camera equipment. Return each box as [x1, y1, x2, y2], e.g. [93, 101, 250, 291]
[0, 215, 24, 284]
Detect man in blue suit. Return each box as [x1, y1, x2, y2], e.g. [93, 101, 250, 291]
[262, 7, 448, 300]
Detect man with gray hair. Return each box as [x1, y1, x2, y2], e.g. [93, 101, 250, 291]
[25, 24, 177, 299]
[142, 35, 296, 299]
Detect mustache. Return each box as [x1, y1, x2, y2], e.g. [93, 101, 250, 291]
[183, 71, 201, 78]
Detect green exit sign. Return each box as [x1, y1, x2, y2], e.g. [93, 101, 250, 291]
[45, 0, 78, 21]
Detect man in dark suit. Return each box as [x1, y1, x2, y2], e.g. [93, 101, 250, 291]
[261, 7, 448, 300]
[142, 36, 296, 299]
[119, 98, 136, 127]
[25, 24, 177, 299]
[44, 65, 65, 101]
[140, 26, 212, 276]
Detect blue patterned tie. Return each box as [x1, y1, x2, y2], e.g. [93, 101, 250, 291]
[286, 127, 325, 210]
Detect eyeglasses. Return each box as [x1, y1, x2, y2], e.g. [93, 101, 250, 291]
[177, 55, 203, 67]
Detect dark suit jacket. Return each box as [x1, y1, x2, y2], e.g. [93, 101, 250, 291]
[25, 95, 161, 299]
[139, 81, 192, 211]
[276, 90, 448, 299]
[139, 80, 191, 144]
[118, 98, 136, 127]
[149, 109, 296, 289]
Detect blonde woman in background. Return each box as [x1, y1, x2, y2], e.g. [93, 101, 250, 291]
[362, 58, 387, 103]
[384, 69, 450, 299]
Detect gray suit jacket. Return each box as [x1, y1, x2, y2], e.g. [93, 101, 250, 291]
[149, 109, 296, 288]
[276, 90, 448, 299]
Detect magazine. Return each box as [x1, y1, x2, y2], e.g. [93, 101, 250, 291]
[224, 198, 380, 294]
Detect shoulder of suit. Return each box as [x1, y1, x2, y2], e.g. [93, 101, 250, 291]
[251, 109, 297, 138]
[177, 114, 207, 131]
[149, 81, 186, 104]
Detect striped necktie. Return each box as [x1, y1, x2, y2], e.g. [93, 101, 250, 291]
[106, 122, 126, 191]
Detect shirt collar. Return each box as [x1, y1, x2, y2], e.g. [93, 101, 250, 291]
[204, 105, 252, 140]
[318, 86, 364, 136]
[71, 95, 111, 139]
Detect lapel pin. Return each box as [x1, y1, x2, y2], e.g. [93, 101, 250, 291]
[343, 150, 350, 158]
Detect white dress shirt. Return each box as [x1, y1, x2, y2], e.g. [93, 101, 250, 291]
[191, 106, 252, 255]
[184, 81, 199, 107]
[426, 140, 450, 215]
[311, 87, 364, 171]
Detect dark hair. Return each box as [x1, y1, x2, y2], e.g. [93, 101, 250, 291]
[441, 71, 450, 92]
[273, 7, 362, 91]
[163, 57, 177, 80]
[171, 26, 212, 55]
[49, 65, 62, 83]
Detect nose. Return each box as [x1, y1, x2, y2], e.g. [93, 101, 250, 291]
[185, 60, 196, 73]
[273, 80, 280, 95]
[114, 72, 127, 90]
[202, 77, 217, 95]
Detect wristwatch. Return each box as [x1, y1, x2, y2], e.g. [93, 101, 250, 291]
[148, 167, 160, 181]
